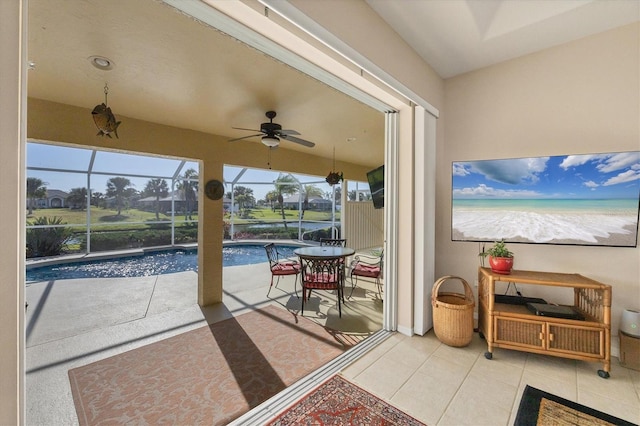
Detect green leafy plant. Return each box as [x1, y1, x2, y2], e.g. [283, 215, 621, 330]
[26, 216, 72, 258]
[479, 240, 514, 259]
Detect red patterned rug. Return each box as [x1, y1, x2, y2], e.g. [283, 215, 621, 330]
[68, 305, 347, 425]
[268, 375, 426, 425]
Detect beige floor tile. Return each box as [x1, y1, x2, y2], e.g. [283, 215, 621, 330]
[579, 388, 640, 424]
[390, 370, 460, 425]
[341, 334, 400, 378]
[482, 346, 529, 369]
[404, 331, 442, 355]
[417, 354, 472, 386]
[576, 360, 639, 406]
[349, 355, 419, 400]
[432, 342, 481, 369]
[439, 390, 511, 426]
[381, 336, 434, 370]
[470, 355, 524, 387]
[457, 372, 519, 412]
[519, 371, 578, 402]
[524, 353, 578, 384]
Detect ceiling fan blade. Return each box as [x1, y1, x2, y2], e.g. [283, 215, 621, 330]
[277, 129, 301, 136]
[280, 134, 315, 147]
[228, 133, 263, 142]
[232, 126, 262, 132]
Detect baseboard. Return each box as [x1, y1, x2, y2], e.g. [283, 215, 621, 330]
[397, 324, 413, 336]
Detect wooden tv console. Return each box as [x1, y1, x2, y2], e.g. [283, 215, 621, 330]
[478, 267, 611, 378]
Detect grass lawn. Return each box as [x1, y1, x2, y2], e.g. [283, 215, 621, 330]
[26, 207, 198, 230]
[227, 206, 338, 223]
[26, 206, 337, 228]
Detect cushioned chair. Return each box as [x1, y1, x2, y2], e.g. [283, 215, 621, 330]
[319, 238, 348, 292]
[320, 238, 347, 247]
[298, 254, 343, 317]
[349, 250, 383, 298]
[264, 243, 301, 297]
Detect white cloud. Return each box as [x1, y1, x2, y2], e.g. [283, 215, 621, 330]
[453, 184, 541, 198]
[603, 169, 640, 186]
[596, 152, 640, 173]
[559, 154, 597, 170]
[583, 180, 599, 188]
[452, 163, 469, 177]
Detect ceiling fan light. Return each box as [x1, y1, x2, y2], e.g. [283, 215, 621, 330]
[262, 136, 280, 147]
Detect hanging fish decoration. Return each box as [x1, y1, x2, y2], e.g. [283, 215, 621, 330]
[92, 103, 121, 138]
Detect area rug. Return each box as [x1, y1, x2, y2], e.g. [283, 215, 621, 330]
[514, 385, 637, 426]
[267, 374, 426, 425]
[69, 305, 346, 425]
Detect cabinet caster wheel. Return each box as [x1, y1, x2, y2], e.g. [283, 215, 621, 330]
[484, 352, 493, 360]
[597, 370, 610, 379]
[478, 331, 485, 340]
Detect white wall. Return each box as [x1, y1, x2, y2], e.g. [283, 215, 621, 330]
[439, 23, 640, 341]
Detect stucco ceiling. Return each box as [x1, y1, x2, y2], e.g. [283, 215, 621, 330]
[367, 0, 640, 79]
[27, 0, 639, 170]
[27, 0, 386, 168]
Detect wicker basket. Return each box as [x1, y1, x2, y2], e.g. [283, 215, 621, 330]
[432, 275, 475, 347]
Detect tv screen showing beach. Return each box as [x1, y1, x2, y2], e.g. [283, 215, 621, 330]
[452, 151, 640, 247]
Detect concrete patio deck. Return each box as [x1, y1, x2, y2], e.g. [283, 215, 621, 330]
[25, 256, 384, 425]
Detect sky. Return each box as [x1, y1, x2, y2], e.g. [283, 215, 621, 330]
[26, 142, 369, 201]
[452, 152, 640, 200]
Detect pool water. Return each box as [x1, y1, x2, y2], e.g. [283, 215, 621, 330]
[26, 244, 299, 282]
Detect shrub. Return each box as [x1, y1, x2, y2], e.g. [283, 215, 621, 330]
[26, 216, 73, 258]
[80, 227, 198, 251]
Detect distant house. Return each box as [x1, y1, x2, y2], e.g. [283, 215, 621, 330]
[282, 194, 332, 211]
[32, 189, 68, 208]
[222, 197, 238, 213]
[136, 190, 199, 215]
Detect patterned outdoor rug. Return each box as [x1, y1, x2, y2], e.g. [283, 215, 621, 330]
[514, 385, 637, 426]
[268, 374, 426, 425]
[68, 305, 347, 425]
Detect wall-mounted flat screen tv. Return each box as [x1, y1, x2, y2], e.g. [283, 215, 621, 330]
[367, 165, 384, 209]
[452, 151, 640, 247]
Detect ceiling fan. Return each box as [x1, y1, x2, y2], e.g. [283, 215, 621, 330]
[229, 111, 315, 148]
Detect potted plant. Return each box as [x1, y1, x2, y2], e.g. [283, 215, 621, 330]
[479, 240, 514, 274]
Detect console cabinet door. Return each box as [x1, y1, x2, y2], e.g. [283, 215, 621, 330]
[547, 324, 604, 358]
[494, 317, 545, 350]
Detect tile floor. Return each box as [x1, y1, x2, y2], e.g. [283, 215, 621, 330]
[341, 331, 640, 425]
[25, 251, 640, 425]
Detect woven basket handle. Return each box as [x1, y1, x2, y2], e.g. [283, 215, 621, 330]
[432, 275, 474, 305]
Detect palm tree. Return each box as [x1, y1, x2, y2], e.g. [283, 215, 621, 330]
[264, 190, 279, 211]
[300, 184, 324, 219]
[66, 187, 88, 210]
[105, 177, 133, 216]
[177, 168, 198, 220]
[273, 174, 298, 230]
[144, 178, 169, 220]
[91, 191, 105, 208]
[26, 177, 47, 215]
[231, 185, 256, 217]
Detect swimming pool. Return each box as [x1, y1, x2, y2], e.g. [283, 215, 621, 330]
[26, 244, 299, 282]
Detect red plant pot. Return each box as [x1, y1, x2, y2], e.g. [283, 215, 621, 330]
[489, 256, 514, 274]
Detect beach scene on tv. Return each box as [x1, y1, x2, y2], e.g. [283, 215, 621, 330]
[452, 151, 640, 247]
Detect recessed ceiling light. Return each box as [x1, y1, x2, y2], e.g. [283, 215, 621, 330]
[89, 56, 114, 71]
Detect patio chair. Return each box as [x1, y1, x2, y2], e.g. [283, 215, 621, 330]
[349, 249, 383, 298]
[320, 238, 347, 247]
[264, 243, 301, 297]
[298, 254, 344, 317]
[319, 238, 348, 292]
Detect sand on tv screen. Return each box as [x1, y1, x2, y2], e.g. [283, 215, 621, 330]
[451, 151, 640, 247]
